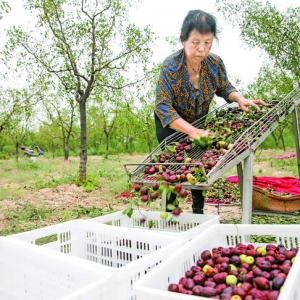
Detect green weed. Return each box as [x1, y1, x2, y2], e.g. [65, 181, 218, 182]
[74, 174, 99, 192]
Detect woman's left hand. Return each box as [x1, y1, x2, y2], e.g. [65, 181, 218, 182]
[238, 98, 267, 112]
[228, 91, 267, 113]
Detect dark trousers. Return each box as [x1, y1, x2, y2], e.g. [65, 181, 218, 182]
[154, 113, 204, 214]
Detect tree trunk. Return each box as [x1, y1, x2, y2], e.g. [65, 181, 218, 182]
[279, 128, 286, 152]
[147, 131, 152, 153]
[63, 137, 69, 161]
[282, 135, 286, 152]
[79, 99, 87, 182]
[105, 132, 109, 159]
[15, 142, 19, 162]
[271, 132, 279, 148]
[129, 137, 133, 155]
[51, 141, 55, 159]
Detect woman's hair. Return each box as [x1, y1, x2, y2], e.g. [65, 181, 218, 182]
[180, 10, 219, 42]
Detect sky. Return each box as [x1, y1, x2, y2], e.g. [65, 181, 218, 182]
[1, 0, 298, 88]
[129, 0, 298, 86]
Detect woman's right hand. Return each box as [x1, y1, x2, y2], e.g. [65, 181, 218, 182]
[188, 128, 215, 140]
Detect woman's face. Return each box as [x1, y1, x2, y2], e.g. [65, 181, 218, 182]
[182, 29, 214, 64]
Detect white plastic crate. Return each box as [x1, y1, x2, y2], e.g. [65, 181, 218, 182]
[0, 236, 112, 300]
[10, 220, 183, 300]
[87, 210, 219, 241]
[133, 224, 300, 300]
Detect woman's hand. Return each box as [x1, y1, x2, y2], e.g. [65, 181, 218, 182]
[188, 128, 215, 140]
[228, 91, 267, 112]
[237, 98, 267, 113]
[169, 118, 216, 140]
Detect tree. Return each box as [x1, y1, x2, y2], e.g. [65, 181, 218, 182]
[4, 88, 39, 161]
[215, 0, 300, 83]
[215, 0, 300, 150]
[0, 0, 10, 19]
[4, 0, 155, 181]
[123, 93, 156, 153]
[42, 87, 78, 160]
[0, 82, 44, 156]
[88, 91, 119, 159]
[246, 62, 295, 150]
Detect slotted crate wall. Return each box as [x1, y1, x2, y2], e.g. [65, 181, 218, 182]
[86, 210, 219, 241]
[0, 236, 112, 300]
[9, 219, 183, 300]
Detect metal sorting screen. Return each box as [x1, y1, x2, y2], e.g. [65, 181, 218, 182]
[124, 88, 300, 190]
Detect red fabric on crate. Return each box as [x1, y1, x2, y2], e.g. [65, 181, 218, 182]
[226, 176, 300, 195]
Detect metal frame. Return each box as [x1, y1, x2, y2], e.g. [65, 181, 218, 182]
[124, 88, 300, 223]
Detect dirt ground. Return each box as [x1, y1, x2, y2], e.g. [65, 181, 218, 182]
[0, 149, 296, 230]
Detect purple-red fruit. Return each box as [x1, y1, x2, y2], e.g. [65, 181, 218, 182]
[150, 192, 158, 200]
[151, 183, 159, 190]
[172, 207, 181, 216]
[141, 195, 148, 202]
[168, 283, 179, 293]
[140, 187, 148, 195]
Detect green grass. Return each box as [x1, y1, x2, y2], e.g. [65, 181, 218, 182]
[0, 150, 299, 236]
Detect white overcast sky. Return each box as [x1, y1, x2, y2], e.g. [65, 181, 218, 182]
[1, 0, 298, 87]
[129, 0, 298, 86]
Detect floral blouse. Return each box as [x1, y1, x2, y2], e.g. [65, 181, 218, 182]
[155, 48, 237, 128]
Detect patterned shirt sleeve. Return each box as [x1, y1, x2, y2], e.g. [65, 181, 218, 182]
[155, 65, 182, 128]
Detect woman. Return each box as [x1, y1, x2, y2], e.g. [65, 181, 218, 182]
[154, 10, 265, 214]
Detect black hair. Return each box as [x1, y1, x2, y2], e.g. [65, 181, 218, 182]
[180, 10, 219, 42]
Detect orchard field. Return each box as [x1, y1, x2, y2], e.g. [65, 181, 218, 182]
[0, 147, 299, 236]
